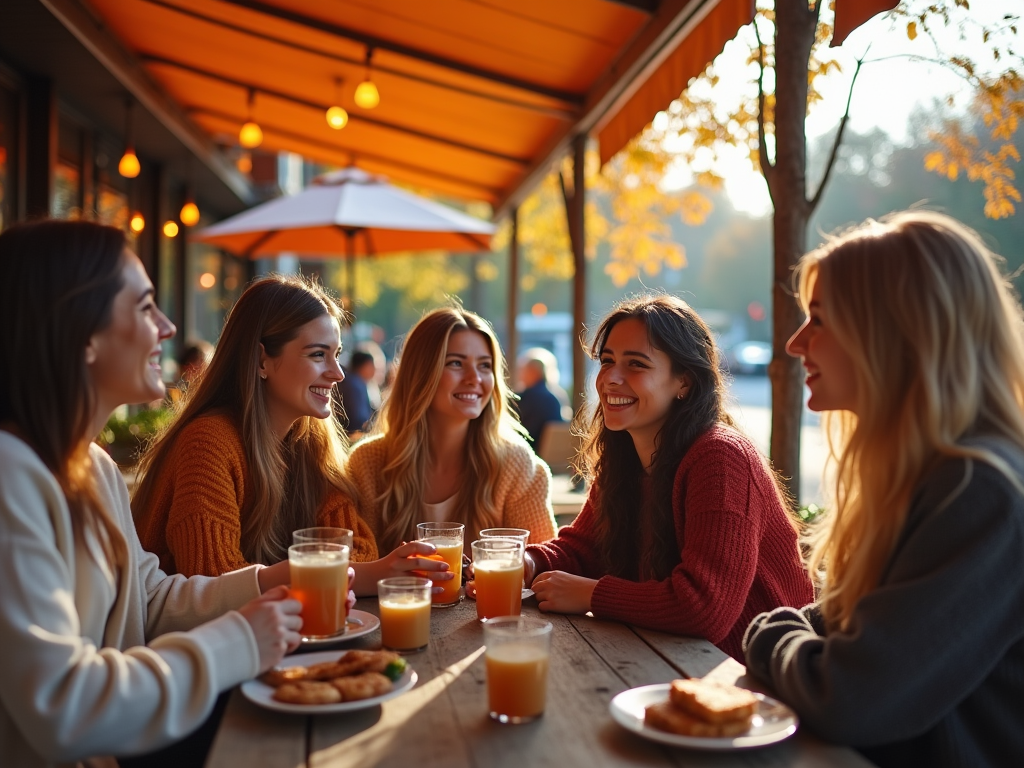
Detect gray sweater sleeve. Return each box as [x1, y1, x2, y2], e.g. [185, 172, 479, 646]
[743, 453, 1024, 747]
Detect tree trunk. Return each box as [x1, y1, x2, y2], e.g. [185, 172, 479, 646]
[767, 0, 818, 505]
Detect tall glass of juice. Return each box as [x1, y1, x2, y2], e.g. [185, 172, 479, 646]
[472, 538, 524, 621]
[483, 616, 553, 724]
[415, 522, 464, 607]
[288, 542, 349, 639]
[378, 577, 432, 653]
[293, 528, 354, 619]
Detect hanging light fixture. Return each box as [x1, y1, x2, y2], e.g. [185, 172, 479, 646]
[325, 77, 348, 130]
[163, 220, 179, 238]
[238, 88, 263, 149]
[354, 47, 380, 109]
[237, 150, 253, 174]
[118, 97, 141, 178]
[129, 211, 146, 233]
[180, 199, 200, 227]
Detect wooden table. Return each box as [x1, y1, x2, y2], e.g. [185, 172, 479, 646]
[207, 598, 872, 768]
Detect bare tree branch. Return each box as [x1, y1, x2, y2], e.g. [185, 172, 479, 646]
[754, 14, 776, 204]
[809, 54, 864, 212]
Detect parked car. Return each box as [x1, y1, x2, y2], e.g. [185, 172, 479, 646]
[727, 341, 772, 376]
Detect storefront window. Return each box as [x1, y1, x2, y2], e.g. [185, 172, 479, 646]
[53, 161, 82, 220]
[96, 184, 128, 230]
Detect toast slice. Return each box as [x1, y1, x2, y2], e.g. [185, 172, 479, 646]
[645, 701, 753, 738]
[668, 678, 758, 724]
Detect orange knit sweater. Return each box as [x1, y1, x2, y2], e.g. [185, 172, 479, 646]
[134, 412, 377, 576]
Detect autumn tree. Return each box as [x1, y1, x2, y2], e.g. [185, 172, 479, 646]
[654, 0, 1022, 502]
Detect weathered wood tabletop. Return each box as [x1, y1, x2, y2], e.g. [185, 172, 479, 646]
[206, 597, 872, 768]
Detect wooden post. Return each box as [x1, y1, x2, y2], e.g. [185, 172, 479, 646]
[569, 134, 587, 412]
[507, 207, 520, 381]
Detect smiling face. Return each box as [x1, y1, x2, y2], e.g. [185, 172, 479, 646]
[786, 276, 859, 414]
[86, 251, 175, 420]
[260, 313, 344, 438]
[428, 329, 495, 426]
[596, 317, 688, 446]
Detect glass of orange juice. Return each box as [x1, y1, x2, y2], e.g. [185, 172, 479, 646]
[378, 577, 432, 653]
[483, 616, 553, 724]
[415, 522, 464, 607]
[479, 528, 530, 546]
[288, 542, 349, 639]
[471, 538, 524, 621]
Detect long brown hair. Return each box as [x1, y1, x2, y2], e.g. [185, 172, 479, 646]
[574, 294, 738, 580]
[0, 220, 130, 568]
[798, 211, 1024, 631]
[370, 305, 524, 551]
[133, 274, 358, 565]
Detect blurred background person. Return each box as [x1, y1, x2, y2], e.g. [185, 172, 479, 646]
[334, 342, 386, 436]
[514, 347, 571, 451]
[178, 340, 214, 388]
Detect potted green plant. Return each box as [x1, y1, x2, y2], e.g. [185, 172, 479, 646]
[96, 407, 173, 467]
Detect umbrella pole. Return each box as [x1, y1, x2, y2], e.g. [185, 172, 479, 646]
[346, 230, 356, 314]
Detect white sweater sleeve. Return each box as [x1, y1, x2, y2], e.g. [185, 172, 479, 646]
[0, 439, 260, 763]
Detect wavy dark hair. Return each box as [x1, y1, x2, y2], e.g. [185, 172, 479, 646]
[574, 294, 735, 580]
[0, 219, 129, 568]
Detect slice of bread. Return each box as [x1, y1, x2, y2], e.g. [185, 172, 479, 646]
[668, 679, 758, 724]
[645, 701, 753, 738]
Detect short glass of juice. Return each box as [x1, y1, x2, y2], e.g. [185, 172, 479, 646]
[378, 576, 433, 653]
[483, 616, 553, 724]
[415, 522, 464, 607]
[288, 542, 349, 639]
[471, 538, 524, 621]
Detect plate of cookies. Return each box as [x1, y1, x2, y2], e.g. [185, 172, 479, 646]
[242, 649, 417, 714]
[609, 678, 798, 750]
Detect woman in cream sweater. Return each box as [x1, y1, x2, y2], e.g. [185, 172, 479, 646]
[349, 306, 557, 552]
[0, 220, 300, 768]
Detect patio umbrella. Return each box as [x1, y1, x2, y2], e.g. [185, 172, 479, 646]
[194, 167, 495, 305]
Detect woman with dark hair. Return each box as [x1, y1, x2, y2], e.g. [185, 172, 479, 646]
[0, 220, 301, 768]
[526, 294, 812, 659]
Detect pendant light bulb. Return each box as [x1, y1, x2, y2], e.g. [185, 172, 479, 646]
[239, 88, 263, 148]
[129, 211, 146, 233]
[237, 151, 252, 174]
[239, 121, 263, 149]
[180, 201, 200, 227]
[326, 105, 349, 130]
[354, 79, 379, 109]
[163, 220, 179, 238]
[354, 47, 379, 109]
[119, 147, 141, 178]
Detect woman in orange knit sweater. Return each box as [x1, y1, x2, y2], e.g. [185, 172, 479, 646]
[132, 275, 451, 595]
[348, 306, 557, 553]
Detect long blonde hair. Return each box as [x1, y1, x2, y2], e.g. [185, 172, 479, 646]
[370, 306, 523, 551]
[133, 274, 358, 565]
[799, 210, 1024, 631]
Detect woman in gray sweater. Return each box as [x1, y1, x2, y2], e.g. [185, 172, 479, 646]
[743, 210, 1024, 767]
[0, 220, 302, 768]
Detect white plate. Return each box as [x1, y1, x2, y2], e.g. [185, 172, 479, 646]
[298, 609, 380, 647]
[241, 649, 417, 715]
[609, 683, 798, 750]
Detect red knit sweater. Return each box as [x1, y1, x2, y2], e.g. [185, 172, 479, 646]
[528, 424, 814, 660]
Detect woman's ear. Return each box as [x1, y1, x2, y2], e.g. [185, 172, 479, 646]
[258, 343, 269, 380]
[676, 372, 692, 401]
[84, 337, 99, 366]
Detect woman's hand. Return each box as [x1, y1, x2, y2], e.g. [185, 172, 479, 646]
[531, 570, 598, 615]
[237, 585, 303, 673]
[256, 559, 291, 594]
[350, 540, 454, 597]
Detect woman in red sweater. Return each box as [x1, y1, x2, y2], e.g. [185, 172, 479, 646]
[526, 294, 813, 659]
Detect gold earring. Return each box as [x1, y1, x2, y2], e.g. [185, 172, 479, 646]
[260, 373, 267, 380]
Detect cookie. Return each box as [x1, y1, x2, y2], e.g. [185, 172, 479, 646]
[261, 666, 307, 687]
[272, 680, 342, 705]
[329, 672, 393, 701]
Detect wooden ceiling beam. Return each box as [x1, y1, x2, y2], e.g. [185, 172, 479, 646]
[215, 0, 585, 105]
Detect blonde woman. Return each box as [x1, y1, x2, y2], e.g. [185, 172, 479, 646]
[743, 211, 1024, 766]
[133, 276, 450, 595]
[348, 306, 557, 553]
[0, 221, 301, 767]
